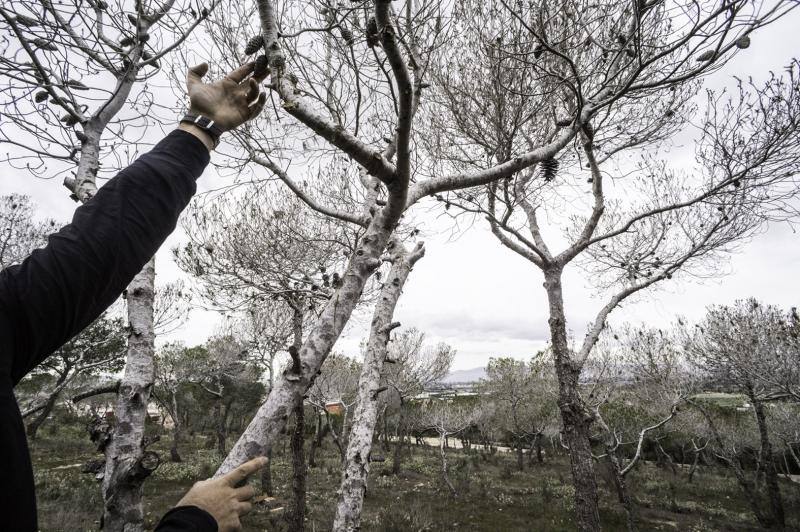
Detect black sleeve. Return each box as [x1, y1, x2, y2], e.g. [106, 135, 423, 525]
[0, 129, 209, 385]
[155, 506, 218, 532]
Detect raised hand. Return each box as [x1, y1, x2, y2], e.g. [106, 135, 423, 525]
[186, 62, 268, 133]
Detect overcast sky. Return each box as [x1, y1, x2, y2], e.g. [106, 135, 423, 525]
[2, 9, 799, 372]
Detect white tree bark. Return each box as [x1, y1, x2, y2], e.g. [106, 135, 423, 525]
[332, 241, 424, 532]
[101, 257, 159, 532]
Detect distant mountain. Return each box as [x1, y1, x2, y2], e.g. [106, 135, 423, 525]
[441, 367, 486, 384]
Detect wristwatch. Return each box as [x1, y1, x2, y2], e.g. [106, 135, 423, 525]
[180, 113, 223, 147]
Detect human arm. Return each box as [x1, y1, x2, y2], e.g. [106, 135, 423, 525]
[0, 62, 267, 384]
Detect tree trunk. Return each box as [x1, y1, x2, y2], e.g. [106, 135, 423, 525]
[691, 399, 773, 527]
[325, 412, 346, 463]
[439, 432, 457, 497]
[382, 405, 391, 452]
[215, 209, 401, 476]
[536, 432, 544, 464]
[332, 241, 423, 532]
[392, 401, 407, 476]
[545, 268, 601, 532]
[170, 392, 182, 463]
[516, 439, 525, 471]
[285, 306, 306, 531]
[753, 398, 785, 530]
[216, 399, 232, 457]
[101, 258, 158, 532]
[287, 402, 306, 532]
[607, 452, 635, 532]
[688, 446, 701, 483]
[309, 411, 327, 468]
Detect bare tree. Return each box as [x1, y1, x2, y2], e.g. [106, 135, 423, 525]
[416, 1, 800, 527]
[685, 299, 792, 529]
[176, 184, 352, 317]
[589, 326, 695, 531]
[686, 394, 782, 529]
[0, 0, 213, 189]
[333, 239, 425, 531]
[153, 342, 203, 462]
[700, 302, 800, 404]
[169, 0, 584, 479]
[419, 398, 475, 497]
[770, 403, 800, 473]
[153, 280, 190, 335]
[307, 353, 362, 463]
[226, 303, 293, 495]
[480, 353, 558, 471]
[232, 304, 293, 392]
[177, 185, 356, 527]
[384, 328, 455, 474]
[197, 334, 260, 457]
[0, 194, 56, 268]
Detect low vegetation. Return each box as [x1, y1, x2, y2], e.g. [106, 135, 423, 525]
[30, 417, 800, 531]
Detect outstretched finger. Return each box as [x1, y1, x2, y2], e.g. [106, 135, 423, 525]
[234, 484, 256, 502]
[248, 91, 267, 119]
[187, 63, 209, 90]
[226, 62, 255, 83]
[223, 456, 268, 487]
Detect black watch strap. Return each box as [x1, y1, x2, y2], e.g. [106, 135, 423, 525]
[180, 113, 224, 143]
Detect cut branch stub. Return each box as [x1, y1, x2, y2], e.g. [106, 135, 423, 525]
[130, 450, 160, 482]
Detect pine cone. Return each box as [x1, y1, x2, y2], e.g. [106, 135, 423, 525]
[34, 90, 49, 103]
[695, 50, 716, 62]
[61, 114, 79, 127]
[540, 158, 559, 182]
[253, 54, 269, 78]
[244, 34, 264, 55]
[735, 35, 750, 49]
[340, 27, 354, 46]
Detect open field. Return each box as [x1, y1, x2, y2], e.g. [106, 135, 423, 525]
[30, 425, 800, 531]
